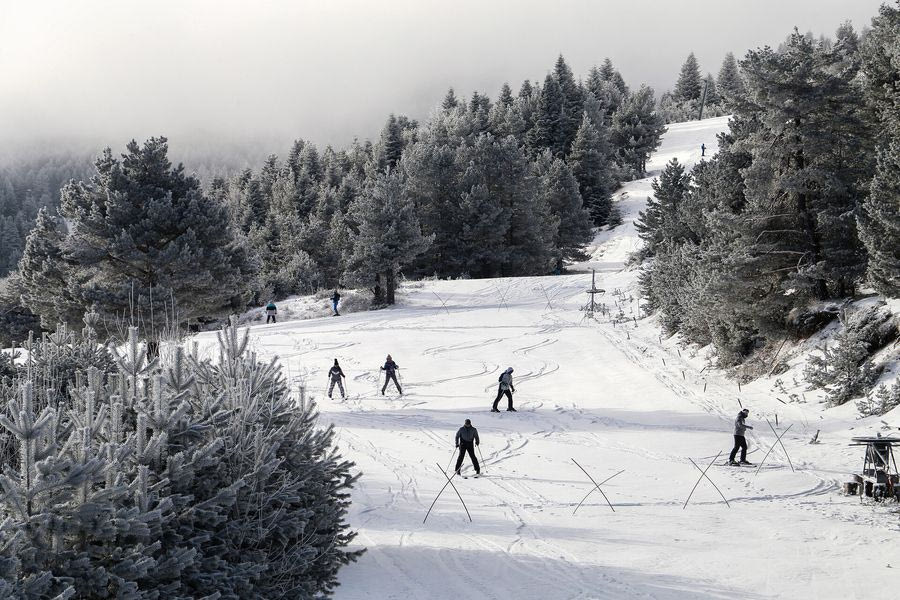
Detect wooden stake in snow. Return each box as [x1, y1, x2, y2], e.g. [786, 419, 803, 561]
[683, 452, 730, 509]
[809, 430, 820, 444]
[754, 424, 794, 476]
[571, 459, 617, 513]
[424, 462, 472, 524]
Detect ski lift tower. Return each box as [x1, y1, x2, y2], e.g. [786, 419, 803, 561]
[585, 269, 605, 317]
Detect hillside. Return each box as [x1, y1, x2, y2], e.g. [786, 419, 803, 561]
[195, 116, 899, 599]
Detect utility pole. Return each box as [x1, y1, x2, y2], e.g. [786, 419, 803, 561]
[697, 77, 710, 121]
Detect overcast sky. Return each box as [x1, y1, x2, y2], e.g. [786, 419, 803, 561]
[0, 0, 887, 151]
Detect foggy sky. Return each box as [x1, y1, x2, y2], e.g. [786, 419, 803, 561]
[0, 0, 887, 151]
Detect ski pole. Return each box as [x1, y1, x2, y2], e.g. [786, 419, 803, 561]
[446, 447, 457, 473]
[477, 445, 487, 474]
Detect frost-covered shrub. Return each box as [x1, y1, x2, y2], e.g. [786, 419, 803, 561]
[857, 380, 900, 417]
[804, 305, 898, 406]
[0, 321, 360, 599]
[22, 311, 117, 404]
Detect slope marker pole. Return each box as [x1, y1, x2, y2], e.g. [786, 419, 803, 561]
[573, 469, 625, 515]
[571, 459, 616, 513]
[754, 424, 793, 476]
[439, 463, 472, 522]
[683, 451, 730, 509]
[765, 419, 794, 472]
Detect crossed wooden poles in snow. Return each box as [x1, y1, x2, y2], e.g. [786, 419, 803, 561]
[425, 423, 795, 522]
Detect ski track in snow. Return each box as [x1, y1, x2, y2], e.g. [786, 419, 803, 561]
[194, 116, 900, 600]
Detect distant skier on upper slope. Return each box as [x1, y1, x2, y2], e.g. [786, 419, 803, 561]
[492, 367, 516, 412]
[729, 408, 754, 466]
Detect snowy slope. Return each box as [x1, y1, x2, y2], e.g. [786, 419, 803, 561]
[195, 116, 899, 600]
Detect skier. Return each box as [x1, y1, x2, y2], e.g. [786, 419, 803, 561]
[327, 359, 346, 399]
[454, 418, 481, 477]
[265, 301, 277, 324]
[729, 408, 754, 466]
[491, 367, 516, 412]
[331, 289, 341, 316]
[380, 354, 402, 395]
[701, 143, 706, 157]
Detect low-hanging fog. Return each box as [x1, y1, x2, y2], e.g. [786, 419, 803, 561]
[0, 0, 886, 153]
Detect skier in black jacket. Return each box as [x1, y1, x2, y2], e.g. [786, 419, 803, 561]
[327, 359, 346, 399]
[381, 355, 402, 395]
[331, 290, 341, 316]
[454, 419, 481, 476]
[729, 408, 754, 466]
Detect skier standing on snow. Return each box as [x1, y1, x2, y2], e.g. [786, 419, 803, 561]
[327, 359, 346, 399]
[729, 408, 754, 466]
[701, 143, 706, 157]
[381, 354, 402, 395]
[331, 289, 341, 316]
[491, 367, 516, 412]
[265, 301, 277, 324]
[454, 419, 481, 476]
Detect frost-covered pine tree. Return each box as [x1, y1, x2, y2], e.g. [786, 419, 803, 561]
[635, 158, 692, 260]
[858, 3, 900, 298]
[717, 52, 746, 106]
[535, 154, 592, 270]
[610, 85, 667, 177]
[18, 139, 256, 342]
[674, 52, 703, 102]
[345, 170, 431, 304]
[569, 114, 616, 225]
[0, 321, 361, 598]
[858, 144, 900, 297]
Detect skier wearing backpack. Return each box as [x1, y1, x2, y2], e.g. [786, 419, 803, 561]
[327, 359, 346, 399]
[380, 355, 402, 395]
[729, 408, 754, 466]
[454, 419, 481, 476]
[331, 289, 341, 316]
[491, 367, 516, 412]
[265, 301, 277, 324]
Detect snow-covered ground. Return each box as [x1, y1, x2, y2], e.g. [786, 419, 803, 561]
[195, 116, 899, 599]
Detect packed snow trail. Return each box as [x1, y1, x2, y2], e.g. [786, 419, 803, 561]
[196, 116, 898, 599]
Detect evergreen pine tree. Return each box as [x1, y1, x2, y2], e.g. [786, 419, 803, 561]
[529, 74, 564, 156]
[858, 143, 900, 297]
[634, 158, 692, 259]
[674, 52, 703, 101]
[442, 88, 460, 111]
[553, 55, 584, 154]
[717, 52, 746, 106]
[18, 139, 256, 340]
[535, 154, 592, 269]
[345, 170, 432, 304]
[858, 4, 900, 297]
[569, 114, 616, 225]
[498, 82, 514, 107]
[610, 85, 667, 177]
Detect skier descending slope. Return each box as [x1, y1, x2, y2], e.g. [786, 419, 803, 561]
[729, 408, 754, 466]
[455, 419, 481, 477]
[492, 367, 516, 412]
[327, 359, 346, 399]
[265, 301, 277, 324]
[380, 354, 402, 395]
